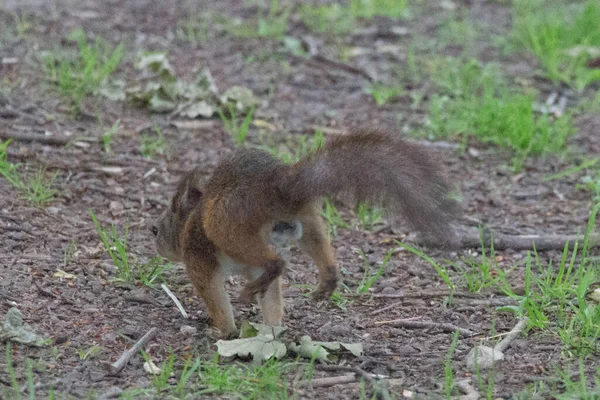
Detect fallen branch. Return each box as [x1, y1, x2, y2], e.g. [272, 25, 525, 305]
[0, 131, 95, 146]
[110, 327, 158, 374]
[414, 231, 600, 251]
[308, 374, 356, 388]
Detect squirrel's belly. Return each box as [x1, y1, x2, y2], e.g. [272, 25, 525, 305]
[270, 220, 302, 247]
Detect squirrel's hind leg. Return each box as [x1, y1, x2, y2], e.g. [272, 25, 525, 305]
[244, 267, 284, 326]
[296, 206, 339, 300]
[257, 277, 283, 325]
[218, 235, 286, 303]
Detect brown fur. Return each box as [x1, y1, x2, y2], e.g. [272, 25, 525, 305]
[153, 129, 459, 338]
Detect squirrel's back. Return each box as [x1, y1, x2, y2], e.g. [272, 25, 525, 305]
[203, 129, 459, 244]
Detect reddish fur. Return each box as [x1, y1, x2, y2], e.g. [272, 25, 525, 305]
[155, 129, 459, 338]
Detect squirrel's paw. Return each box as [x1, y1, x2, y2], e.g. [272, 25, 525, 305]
[207, 326, 239, 341]
[312, 266, 339, 300]
[311, 283, 336, 300]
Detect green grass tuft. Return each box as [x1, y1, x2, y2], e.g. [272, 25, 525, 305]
[42, 29, 123, 111]
[218, 104, 255, 147]
[356, 248, 393, 294]
[1, 139, 58, 205]
[426, 57, 575, 168]
[512, 0, 600, 91]
[140, 123, 170, 158]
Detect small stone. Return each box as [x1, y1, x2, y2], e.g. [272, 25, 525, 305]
[109, 201, 124, 216]
[180, 325, 197, 336]
[102, 332, 117, 344]
[396, 345, 418, 356]
[89, 282, 103, 295]
[143, 360, 161, 375]
[406, 264, 424, 278]
[467, 147, 480, 158]
[466, 346, 504, 371]
[590, 288, 600, 303]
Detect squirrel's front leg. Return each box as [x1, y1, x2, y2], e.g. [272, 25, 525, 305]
[185, 258, 237, 339]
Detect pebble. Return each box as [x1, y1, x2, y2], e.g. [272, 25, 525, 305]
[180, 325, 197, 336]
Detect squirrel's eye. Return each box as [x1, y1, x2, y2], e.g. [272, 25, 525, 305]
[151, 226, 158, 236]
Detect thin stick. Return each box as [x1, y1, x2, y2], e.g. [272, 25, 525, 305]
[317, 365, 392, 400]
[370, 300, 403, 316]
[350, 291, 516, 307]
[0, 131, 94, 146]
[373, 316, 421, 325]
[414, 231, 600, 251]
[371, 224, 391, 235]
[110, 327, 158, 375]
[308, 374, 356, 388]
[33, 281, 75, 305]
[161, 284, 189, 318]
[384, 320, 474, 337]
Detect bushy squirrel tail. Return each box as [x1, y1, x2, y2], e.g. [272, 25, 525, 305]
[279, 130, 460, 242]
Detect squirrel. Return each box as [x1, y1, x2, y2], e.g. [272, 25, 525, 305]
[152, 129, 459, 338]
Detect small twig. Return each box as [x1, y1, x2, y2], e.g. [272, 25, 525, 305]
[0, 290, 19, 303]
[1, 224, 37, 236]
[348, 290, 511, 303]
[33, 281, 75, 305]
[381, 319, 474, 337]
[97, 387, 123, 400]
[410, 139, 462, 150]
[317, 365, 392, 400]
[312, 54, 374, 81]
[370, 300, 403, 316]
[110, 327, 158, 375]
[21, 378, 63, 395]
[495, 317, 529, 353]
[309, 125, 347, 136]
[161, 284, 188, 318]
[84, 184, 169, 207]
[373, 316, 421, 326]
[123, 292, 161, 306]
[371, 224, 391, 235]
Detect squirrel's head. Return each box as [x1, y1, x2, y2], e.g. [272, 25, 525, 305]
[152, 171, 203, 262]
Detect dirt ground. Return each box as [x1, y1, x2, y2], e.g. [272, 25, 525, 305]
[0, 0, 599, 399]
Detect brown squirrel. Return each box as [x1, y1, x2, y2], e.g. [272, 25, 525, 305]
[153, 129, 459, 338]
